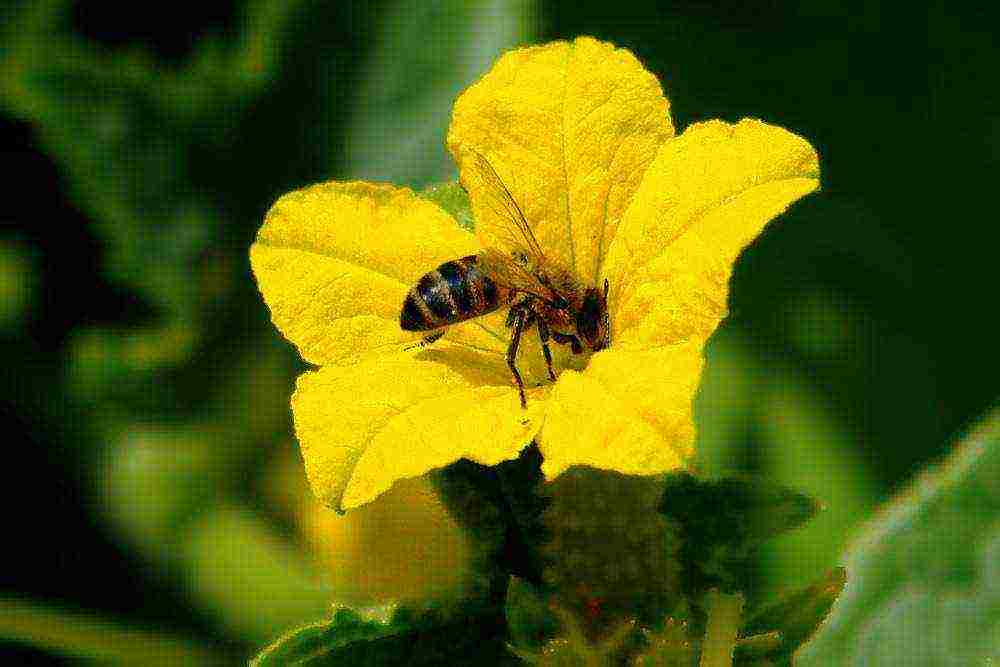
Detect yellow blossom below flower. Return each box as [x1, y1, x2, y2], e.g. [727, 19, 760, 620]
[250, 36, 820, 511]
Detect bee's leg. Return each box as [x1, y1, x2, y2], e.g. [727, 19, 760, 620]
[423, 330, 445, 346]
[506, 308, 528, 409]
[535, 318, 557, 382]
[505, 294, 530, 328]
[403, 329, 445, 351]
[551, 331, 583, 354]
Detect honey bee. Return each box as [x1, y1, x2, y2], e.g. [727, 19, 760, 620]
[399, 150, 610, 408]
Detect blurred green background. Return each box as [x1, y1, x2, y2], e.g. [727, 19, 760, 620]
[1, 0, 997, 662]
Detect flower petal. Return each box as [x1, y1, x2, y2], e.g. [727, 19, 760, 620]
[536, 339, 703, 480]
[603, 118, 820, 348]
[447, 36, 673, 284]
[292, 349, 546, 511]
[250, 181, 481, 366]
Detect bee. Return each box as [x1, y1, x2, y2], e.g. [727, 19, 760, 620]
[399, 150, 610, 408]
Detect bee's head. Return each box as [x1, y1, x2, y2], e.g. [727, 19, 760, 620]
[575, 279, 611, 351]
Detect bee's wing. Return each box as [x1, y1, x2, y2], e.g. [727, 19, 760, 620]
[461, 149, 547, 265]
[476, 247, 553, 301]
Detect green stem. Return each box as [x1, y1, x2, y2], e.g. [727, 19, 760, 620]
[699, 590, 744, 667]
[0, 595, 227, 665]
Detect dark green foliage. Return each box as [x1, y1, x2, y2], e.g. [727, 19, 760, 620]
[539, 467, 684, 636]
[735, 568, 845, 664]
[504, 577, 561, 653]
[732, 631, 783, 666]
[429, 442, 550, 588]
[253, 608, 396, 666]
[658, 473, 821, 601]
[502, 466, 834, 662]
[253, 606, 518, 666]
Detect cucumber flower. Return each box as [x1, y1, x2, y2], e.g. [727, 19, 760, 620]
[250, 37, 819, 511]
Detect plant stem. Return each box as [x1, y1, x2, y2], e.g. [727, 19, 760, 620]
[699, 590, 744, 667]
[0, 595, 226, 665]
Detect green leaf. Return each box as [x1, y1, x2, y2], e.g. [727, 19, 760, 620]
[0, 595, 226, 665]
[0, 0, 315, 411]
[3, 3, 223, 312]
[799, 407, 1000, 665]
[505, 577, 559, 652]
[343, 0, 536, 188]
[735, 568, 845, 664]
[733, 631, 783, 665]
[428, 441, 552, 593]
[0, 0, 319, 326]
[253, 605, 518, 666]
[421, 181, 475, 231]
[658, 473, 820, 596]
[252, 608, 398, 666]
[0, 240, 37, 332]
[696, 331, 881, 593]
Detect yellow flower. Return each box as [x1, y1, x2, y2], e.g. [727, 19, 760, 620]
[250, 37, 819, 512]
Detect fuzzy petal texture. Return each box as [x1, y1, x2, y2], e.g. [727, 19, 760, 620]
[250, 182, 482, 367]
[537, 340, 703, 479]
[536, 118, 819, 477]
[447, 36, 673, 284]
[604, 118, 820, 347]
[292, 350, 545, 510]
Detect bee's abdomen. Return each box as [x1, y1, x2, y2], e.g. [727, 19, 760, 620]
[400, 255, 500, 331]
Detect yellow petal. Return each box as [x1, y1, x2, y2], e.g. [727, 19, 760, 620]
[603, 118, 820, 347]
[250, 181, 481, 366]
[292, 349, 546, 511]
[298, 477, 474, 605]
[537, 340, 703, 480]
[447, 36, 673, 284]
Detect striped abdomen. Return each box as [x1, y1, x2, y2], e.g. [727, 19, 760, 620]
[400, 255, 502, 331]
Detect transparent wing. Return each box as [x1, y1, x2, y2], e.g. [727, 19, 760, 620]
[460, 149, 573, 305]
[461, 148, 547, 263]
[476, 247, 553, 301]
